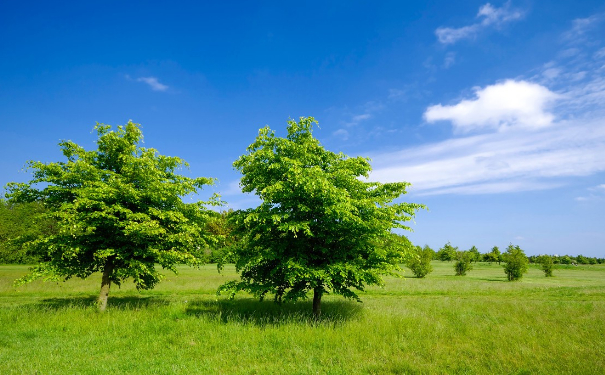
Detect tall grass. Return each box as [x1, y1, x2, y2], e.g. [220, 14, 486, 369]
[1, 262, 604, 374]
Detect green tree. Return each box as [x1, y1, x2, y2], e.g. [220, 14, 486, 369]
[484, 246, 501, 264]
[406, 245, 434, 278]
[502, 244, 529, 281]
[537, 254, 554, 277]
[437, 242, 457, 262]
[468, 245, 481, 263]
[454, 251, 473, 276]
[220, 117, 425, 316]
[6, 121, 219, 311]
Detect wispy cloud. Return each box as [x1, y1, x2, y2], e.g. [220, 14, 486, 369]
[370, 117, 605, 195]
[562, 14, 603, 43]
[575, 184, 605, 201]
[137, 76, 169, 91]
[424, 80, 560, 133]
[436, 2, 524, 45]
[443, 52, 457, 68]
[332, 128, 349, 140]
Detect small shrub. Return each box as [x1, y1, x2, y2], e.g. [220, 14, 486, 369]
[406, 245, 434, 278]
[454, 251, 473, 276]
[538, 254, 554, 277]
[503, 244, 529, 281]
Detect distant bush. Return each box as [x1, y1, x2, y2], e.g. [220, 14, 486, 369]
[406, 245, 434, 278]
[454, 251, 473, 276]
[467, 246, 481, 263]
[538, 254, 554, 277]
[437, 242, 457, 262]
[503, 244, 529, 281]
[558, 255, 572, 265]
[483, 246, 501, 264]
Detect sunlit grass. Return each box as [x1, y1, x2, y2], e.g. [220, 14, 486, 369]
[1, 262, 604, 374]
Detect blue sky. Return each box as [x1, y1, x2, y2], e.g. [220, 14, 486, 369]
[1, 1, 604, 257]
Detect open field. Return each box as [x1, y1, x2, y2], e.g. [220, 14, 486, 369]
[1, 262, 604, 374]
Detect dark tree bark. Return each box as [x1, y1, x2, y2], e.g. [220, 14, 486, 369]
[97, 260, 114, 312]
[313, 286, 323, 318]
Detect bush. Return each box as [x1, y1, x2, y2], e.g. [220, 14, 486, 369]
[503, 244, 529, 281]
[538, 254, 554, 277]
[454, 251, 473, 276]
[437, 242, 457, 262]
[559, 255, 572, 265]
[406, 245, 434, 278]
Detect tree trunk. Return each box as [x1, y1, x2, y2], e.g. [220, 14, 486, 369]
[97, 260, 114, 312]
[313, 286, 323, 318]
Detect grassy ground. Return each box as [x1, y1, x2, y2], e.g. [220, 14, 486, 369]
[1, 262, 604, 374]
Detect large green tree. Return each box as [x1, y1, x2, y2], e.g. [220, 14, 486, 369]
[220, 117, 425, 316]
[6, 121, 219, 311]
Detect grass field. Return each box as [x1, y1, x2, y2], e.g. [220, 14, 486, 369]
[1, 262, 604, 374]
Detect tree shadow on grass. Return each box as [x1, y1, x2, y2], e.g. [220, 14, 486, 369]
[35, 295, 172, 310]
[475, 278, 507, 282]
[185, 298, 363, 326]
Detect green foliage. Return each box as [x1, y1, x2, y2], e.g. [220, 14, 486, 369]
[5, 121, 220, 295]
[557, 255, 571, 264]
[205, 210, 239, 265]
[220, 117, 425, 309]
[406, 245, 434, 278]
[467, 245, 481, 263]
[538, 254, 555, 277]
[0, 200, 56, 264]
[437, 242, 457, 262]
[483, 246, 501, 264]
[454, 251, 473, 276]
[502, 244, 529, 281]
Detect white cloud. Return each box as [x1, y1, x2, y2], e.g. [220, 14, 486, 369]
[424, 80, 560, 132]
[369, 116, 605, 195]
[436, 2, 524, 44]
[137, 77, 169, 91]
[436, 25, 480, 45]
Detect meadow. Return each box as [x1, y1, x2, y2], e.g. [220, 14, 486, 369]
[1, 262, 604, 374]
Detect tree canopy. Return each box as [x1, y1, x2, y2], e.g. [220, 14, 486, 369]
[6, 121, 219, 310]
[0, 200, 55, 264]
[220, 117, 425, 316]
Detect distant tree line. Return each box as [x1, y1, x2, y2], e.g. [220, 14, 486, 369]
[402, 241, 604, 280]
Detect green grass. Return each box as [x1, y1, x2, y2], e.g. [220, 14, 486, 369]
[1, 262, 604, 374]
